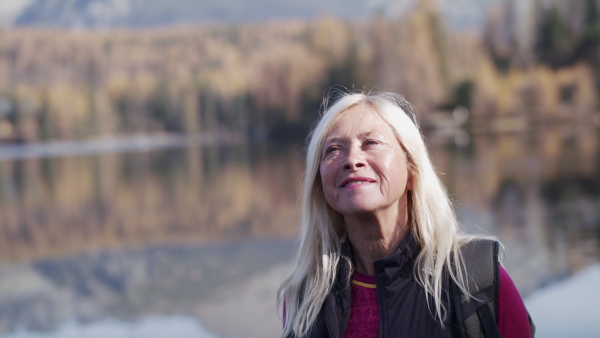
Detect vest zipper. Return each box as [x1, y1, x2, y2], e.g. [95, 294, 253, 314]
[375, 269, 387, 338]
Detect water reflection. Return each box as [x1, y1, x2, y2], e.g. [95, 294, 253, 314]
[428, 124, 600, 295]
[0, 124, 598, 337]
[0, 238, 295, 336]
[5, 315, 219, 338]
[0, 141, 302, 262]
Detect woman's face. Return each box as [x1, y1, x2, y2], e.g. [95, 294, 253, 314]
[319, 104, 412, 217]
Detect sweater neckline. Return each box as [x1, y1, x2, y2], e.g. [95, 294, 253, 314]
[353, 270, 376, 283]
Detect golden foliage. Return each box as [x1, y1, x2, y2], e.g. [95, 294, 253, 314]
[0, 8, 598, 143]
[0, 145, 304, 262]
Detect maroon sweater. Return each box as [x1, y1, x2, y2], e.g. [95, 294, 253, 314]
[344, 266, 532, 338]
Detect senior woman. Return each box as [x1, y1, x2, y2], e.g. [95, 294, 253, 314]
[278, 91, 533, 337]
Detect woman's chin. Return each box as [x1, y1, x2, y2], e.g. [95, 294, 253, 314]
[336, 204, 380, 217]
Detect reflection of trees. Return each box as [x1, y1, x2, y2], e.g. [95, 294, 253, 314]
[541, 174, 600, 272]
[0, 143, 303, 262]
[494, 178, 526, 229]
[428, 125, 600, 293]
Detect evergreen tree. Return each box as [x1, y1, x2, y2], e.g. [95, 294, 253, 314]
[575, 0, 600, 62]
[534, 3, 573, 67]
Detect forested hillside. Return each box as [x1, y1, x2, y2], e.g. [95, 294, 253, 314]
[0, 0, 598, 143]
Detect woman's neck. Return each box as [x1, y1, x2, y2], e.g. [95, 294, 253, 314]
[344, 210, 409, 275]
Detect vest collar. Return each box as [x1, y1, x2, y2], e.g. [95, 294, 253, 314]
[341, 230, 420, 272]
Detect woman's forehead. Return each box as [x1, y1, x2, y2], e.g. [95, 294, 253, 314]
[324, 106, 392, 139]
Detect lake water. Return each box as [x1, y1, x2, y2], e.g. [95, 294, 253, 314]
[0, 123, 598, 337]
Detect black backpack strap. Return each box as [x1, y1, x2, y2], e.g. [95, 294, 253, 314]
[528, 312, 536, 337]
[455, 239, 501, 338]
[477, 301, 501, 338]
[451, 274, 467, 338]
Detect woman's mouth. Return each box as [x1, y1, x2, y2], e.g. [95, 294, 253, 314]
[340, 177, 375, 187]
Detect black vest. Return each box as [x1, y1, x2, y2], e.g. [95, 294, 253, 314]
[305, 234, 457, 338]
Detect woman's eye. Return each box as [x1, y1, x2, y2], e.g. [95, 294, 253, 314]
[365, 139, 379, 146]
[327, 146, 341, 154]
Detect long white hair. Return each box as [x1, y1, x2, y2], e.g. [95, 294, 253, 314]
[278, 91, 479, 337]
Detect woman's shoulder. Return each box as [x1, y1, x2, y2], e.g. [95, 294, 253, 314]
[497, 265, 533, 337]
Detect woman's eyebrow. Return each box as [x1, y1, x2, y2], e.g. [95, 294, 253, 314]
[323, 136, 345, 144]
[360, 131, 375, 137]
[360, 131, 386, 139]
[324, 131, 384, 143]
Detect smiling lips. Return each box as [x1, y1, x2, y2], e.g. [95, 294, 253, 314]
[340, 177, 376, 188]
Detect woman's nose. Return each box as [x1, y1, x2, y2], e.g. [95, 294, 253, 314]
[343, 148, 366, 170]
